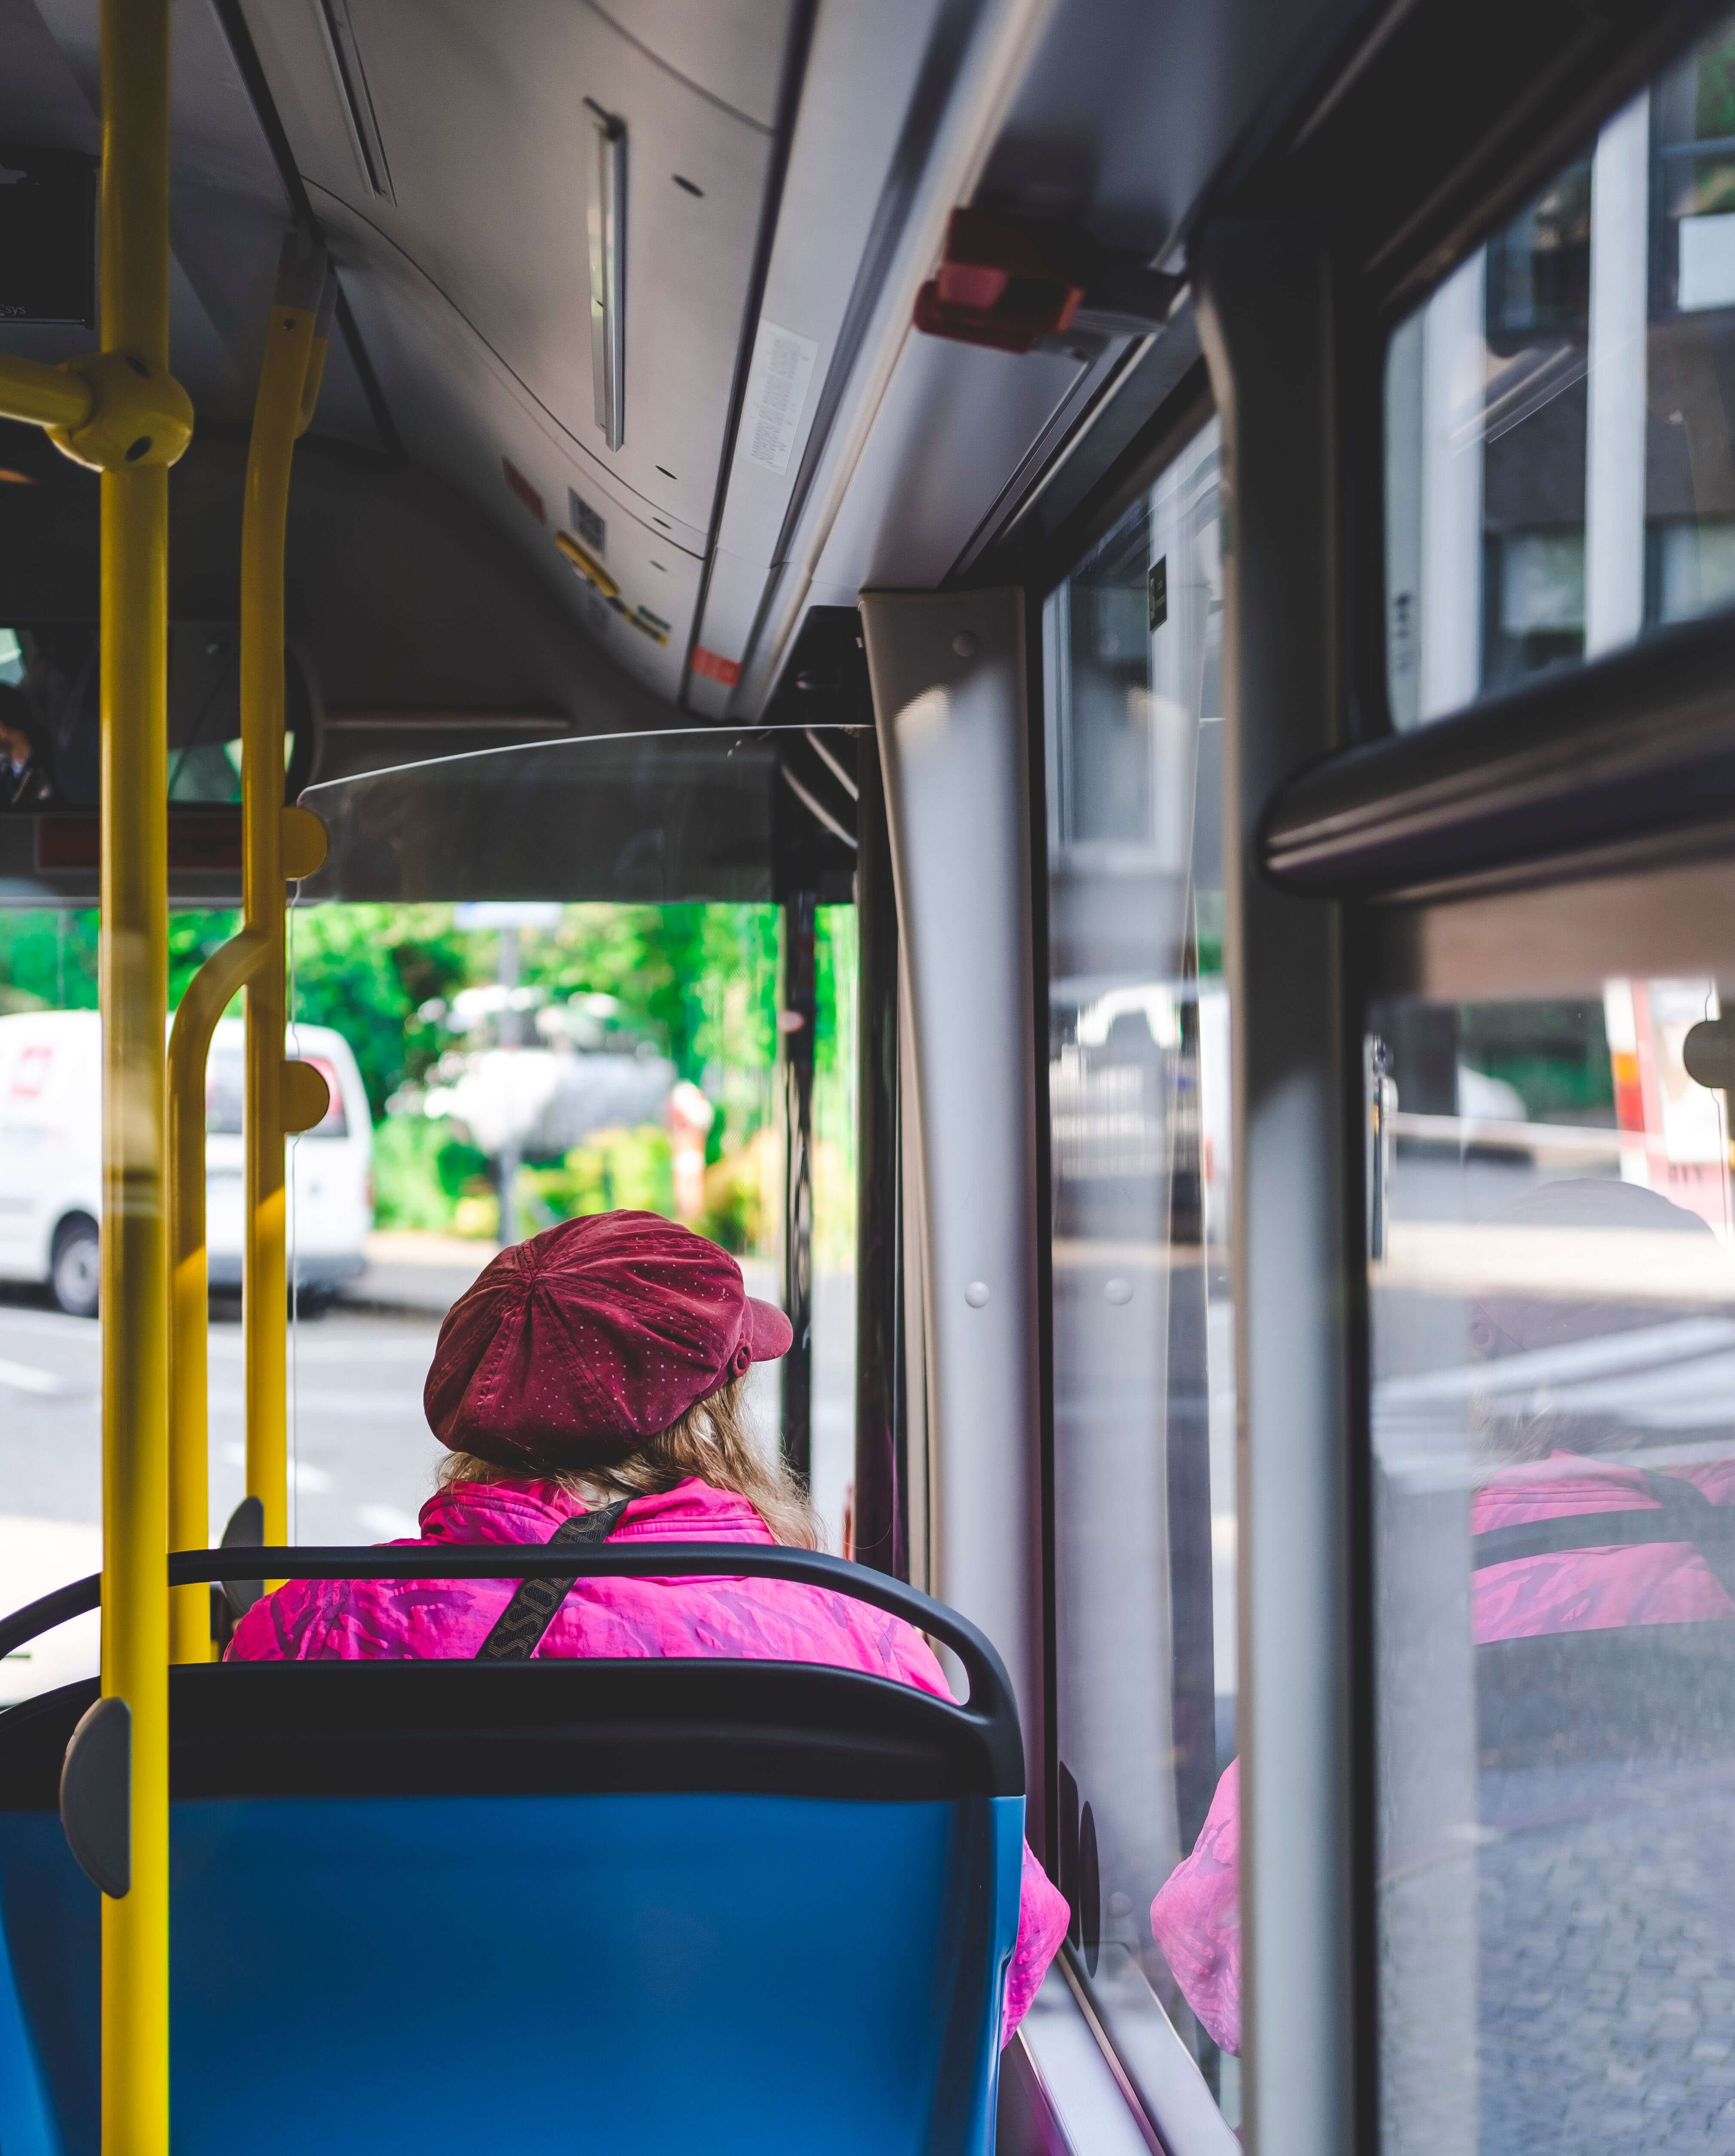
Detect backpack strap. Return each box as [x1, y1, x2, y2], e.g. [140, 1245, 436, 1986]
[1470, 1471, 1735, 1595]
[474, 1499, 631, 1662]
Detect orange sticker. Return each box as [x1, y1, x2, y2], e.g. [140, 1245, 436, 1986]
[691, 646, 741, 687]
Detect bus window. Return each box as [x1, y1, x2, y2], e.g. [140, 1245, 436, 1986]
[1369, 981, 1735, 2153]
[1043, 416, 1237, 2122]
[284, 728, 860, 1549]
[1384, 6, 1735, 727]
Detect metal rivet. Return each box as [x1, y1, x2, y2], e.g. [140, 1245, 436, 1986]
[952, 631, 978, 660]
[964, 1280, 989, 1308]
[1104, 1277, 1132, 1305]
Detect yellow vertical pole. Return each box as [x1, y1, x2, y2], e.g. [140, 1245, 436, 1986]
[167, 930, 266, 1661]
[99, 0, 172, 2146]
[0, 9, 191, 2142]
[167, 260, 326, 1651]
[242, 240, 322, 1555]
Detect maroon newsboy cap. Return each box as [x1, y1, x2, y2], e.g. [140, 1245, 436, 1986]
[424, 1210, 793, 1469]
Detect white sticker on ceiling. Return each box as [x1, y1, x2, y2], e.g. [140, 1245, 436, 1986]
[743, 320, 818, 477]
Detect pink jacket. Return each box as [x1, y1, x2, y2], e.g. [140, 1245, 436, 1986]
[230, 1472, 1069, 2038]
[1150, 1451, 1735, 2054]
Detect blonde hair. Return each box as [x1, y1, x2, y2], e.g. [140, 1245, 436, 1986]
[436, 1369, 821, 1549]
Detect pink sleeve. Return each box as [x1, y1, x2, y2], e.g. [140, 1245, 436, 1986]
[1002, 1841, 1071, 2044]
[1149, 1758, 1241, 2054]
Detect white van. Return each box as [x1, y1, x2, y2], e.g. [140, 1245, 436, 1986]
[0, 1010, 372, 1316]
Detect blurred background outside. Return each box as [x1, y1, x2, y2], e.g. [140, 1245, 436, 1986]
[0, 898, 858, 1703]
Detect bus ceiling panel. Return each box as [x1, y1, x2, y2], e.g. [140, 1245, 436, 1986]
[981, 0, 1370, 266]
[307, 199, 704, 703]
[239, 0, 784, 539]
[298, 725, 858, 908]
[812, 329, 1119, 597]
[9, 0, 390, 454]
[722, 0, 1071, 720]
[686, 0, 967, 715]
[731, 320, 1117, 716]
[274, 455, 685, 744]
[582, 0, 798, 132]
[0, 431, 686, 792]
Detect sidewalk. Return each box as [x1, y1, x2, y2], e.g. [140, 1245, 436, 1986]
[336, 1230, 500, 1318]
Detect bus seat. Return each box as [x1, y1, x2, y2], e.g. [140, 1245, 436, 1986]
[0, 1658, 1022, 2156]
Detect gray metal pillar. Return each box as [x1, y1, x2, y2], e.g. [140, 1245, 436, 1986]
[1193, 221, 1359, 2156]
[859, 589, 1046, 1835]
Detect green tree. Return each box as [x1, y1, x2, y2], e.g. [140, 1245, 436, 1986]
[289, 902, 477, 1116]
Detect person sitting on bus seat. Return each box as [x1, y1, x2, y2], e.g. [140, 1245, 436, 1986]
[1148, 1177, 1735, 2057]
[229, 1209, 1070, 2040]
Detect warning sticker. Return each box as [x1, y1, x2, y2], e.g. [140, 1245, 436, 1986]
[743, 319, 818, 477]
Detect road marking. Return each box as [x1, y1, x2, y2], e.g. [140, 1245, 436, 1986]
[0, 1356, 67, 1396]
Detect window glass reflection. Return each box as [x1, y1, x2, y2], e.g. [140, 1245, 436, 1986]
[1044, 418, 1238, 2127]
[1370, 978, 1735, 2153]
[1385, 12, 1735, 724]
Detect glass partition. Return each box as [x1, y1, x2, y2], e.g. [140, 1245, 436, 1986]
[300, 727, 803, 906]
[1384, 8, 1735, 726]
[289, 725, 861, 1550]
[1370, 974, 1735, 2153]
[1043, 416, 1238, 2127]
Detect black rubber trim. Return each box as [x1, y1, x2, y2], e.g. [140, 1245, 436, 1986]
[0, 1544, 1022, 1795]
[0, 1656, 1015, 1809]
[1260, 610, 1735, 897]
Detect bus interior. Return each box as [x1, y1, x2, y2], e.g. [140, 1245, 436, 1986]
[6, 0, 1735, 2151]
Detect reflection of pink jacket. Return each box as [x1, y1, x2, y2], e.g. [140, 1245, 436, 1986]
[230, 1473, 1069, 2040]
[1150, 1452, 1735, 2054]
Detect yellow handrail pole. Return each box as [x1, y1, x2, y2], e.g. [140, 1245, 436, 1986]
[0, 5, 193, 2146]
[93, 1, 190, 2149]
[242, 238, 324, 1558]
[297, 268, 337, 439]
[166, 927, 268, 1664]
[0, 353, 93, 432]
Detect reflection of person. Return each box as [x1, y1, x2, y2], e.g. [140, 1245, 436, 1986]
[229, 1209, 1069, 2039]
[1150, 1177, 1735, 2055]
[0, 684, 54, 807]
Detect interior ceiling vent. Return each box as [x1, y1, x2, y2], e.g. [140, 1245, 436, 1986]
[317, 0, 396, 205]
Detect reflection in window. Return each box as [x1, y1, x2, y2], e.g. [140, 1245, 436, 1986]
[1385, 11, 1735, 724]
[1043, 418, 1238, 2128]
[1369, 980, 1735, 2153]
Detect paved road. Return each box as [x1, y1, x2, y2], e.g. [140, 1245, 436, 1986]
[0, 1290, 445, 1703]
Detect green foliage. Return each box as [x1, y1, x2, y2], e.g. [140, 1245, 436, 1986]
[0, 897, 858, 1269]
[1698, 31, 1735, 142]
[0, 910, 98, 1009]
[520, 904, 781, 1092]
[525, 1124, 674, 1222]
[290, 903, 476, 1118]
[436, 1135, 491, 1200]
[370, 1113, 454, 1232]
[0, 908, 250, 1014]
